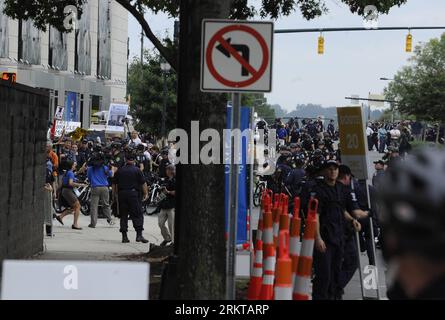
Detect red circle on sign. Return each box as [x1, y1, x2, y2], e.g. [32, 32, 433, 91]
[206, 24, 270, 88]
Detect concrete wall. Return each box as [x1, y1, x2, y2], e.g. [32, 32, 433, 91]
[0, 80, 48, 267]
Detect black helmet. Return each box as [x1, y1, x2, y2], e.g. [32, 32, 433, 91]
[137, 144, 145, 151]
[377, 148, 445, 261]
[125, 148, 137, 161]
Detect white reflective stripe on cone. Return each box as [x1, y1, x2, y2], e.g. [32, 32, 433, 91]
[263, 274, 274, 285]
[300, 239, 315, 257]
[275, 287, 293, 300]
[294, 275, 311, 296]
[263, 229, 273, 244]
[257, 230, 263, 242]
[289, 237, 301, 255]
[264, 256, 276, 271]
[273, 223, 279, 238]
[253, 267, 263, 277]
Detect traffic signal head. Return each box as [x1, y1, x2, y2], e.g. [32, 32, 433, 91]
[406, 34, 413, 52]
[318, 36, 324, 55]
[2, 72, 16, 83]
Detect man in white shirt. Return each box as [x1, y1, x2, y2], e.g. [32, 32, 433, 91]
[130, 131, 142, 147]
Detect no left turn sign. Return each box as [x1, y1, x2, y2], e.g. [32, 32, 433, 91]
[201, 20, 274, 93]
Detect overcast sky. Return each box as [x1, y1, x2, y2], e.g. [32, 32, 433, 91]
[128, 0, 445, 112]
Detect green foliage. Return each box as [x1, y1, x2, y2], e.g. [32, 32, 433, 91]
[385, 34, 445, 121]
[241, 93, 276, 119]
[128, 49, 177, 136]
[3, 0, 407, 31]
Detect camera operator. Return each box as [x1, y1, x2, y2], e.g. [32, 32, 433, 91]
[87, 151, 115, 228]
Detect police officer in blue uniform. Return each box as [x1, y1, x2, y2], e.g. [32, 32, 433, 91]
[112, 149, 149, 243]
[312, 160, 368, 300]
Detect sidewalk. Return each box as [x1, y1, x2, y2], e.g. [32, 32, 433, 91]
[36, 213, 163, 261]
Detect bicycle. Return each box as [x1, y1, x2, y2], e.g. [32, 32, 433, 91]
[253, 177, 267, 207]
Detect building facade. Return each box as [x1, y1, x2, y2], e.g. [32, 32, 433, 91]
[0, 0, 129, 128]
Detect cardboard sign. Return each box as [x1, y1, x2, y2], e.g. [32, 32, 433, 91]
[107, 104, 129, 133]
[55, 121, 82, 138]
[337, 107, 369, 180]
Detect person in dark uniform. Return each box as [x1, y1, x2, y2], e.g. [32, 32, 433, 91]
[112, 149, 149, 244]
[312, 160, 368, 300]
[336, 165, 370, 299]
[110, 142, 125, 169]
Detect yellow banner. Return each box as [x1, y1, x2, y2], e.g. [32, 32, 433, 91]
[337, 107, 367, 156]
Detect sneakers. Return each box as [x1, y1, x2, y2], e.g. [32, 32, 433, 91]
[160, 240, 172, 247]
[107, 218, 115, 226]
[88, 224, 96, 228]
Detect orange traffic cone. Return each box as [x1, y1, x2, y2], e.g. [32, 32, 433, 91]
[279, 195, 290, 232]
[247, 240, 264, 300]
[290, 197, 302, 287]
[293, 198, 318, 300]
[274, 231, 293, 300]
[259, 202, 276, 300]
[273, 194, 284, 247]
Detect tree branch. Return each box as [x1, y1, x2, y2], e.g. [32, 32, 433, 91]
[116, 0, 177, 71]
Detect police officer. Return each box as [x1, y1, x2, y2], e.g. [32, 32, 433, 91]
[110, 142, 125, 169]
[336, 165, 369, 299]
[311, 160, 368, 300]
[112, 148, 149, 243]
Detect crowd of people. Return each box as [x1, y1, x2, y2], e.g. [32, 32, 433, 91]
[255, 116, 418, 299]
[44, 128, 176, 247]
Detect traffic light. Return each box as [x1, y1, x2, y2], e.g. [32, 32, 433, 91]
[2, 72, 16, 83]
[318, 35, 324, 55]
[406, 33, 413, 53]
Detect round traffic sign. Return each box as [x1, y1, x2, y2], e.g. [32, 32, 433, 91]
[206, 24, 270, 88]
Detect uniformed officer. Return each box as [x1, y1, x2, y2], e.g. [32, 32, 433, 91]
[311, 160, 368, 300]
[112, 148, 149, 243]
[336, 165, 369, 299]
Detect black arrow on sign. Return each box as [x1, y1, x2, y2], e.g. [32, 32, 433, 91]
[216, 38, 251, 77]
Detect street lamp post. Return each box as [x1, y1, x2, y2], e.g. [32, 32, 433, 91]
[160, 62, 171, 145]
[380, 77, 395, 122]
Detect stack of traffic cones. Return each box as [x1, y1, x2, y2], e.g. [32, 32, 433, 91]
[247, 239, 264, 300]
[259, 200, 276, 300]
[246, 192, 318, 301]
[274, 230, 293, 300]
[293, 198, 318, 300]
[290, 197, 302, 287]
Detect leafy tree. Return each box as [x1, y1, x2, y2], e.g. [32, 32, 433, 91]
[241, 93, 276, 120]
[385, 33, 445, 121]
[3, 0, 408, 300]
[128, 49, 177, 136]
[3, 0, 408, 71]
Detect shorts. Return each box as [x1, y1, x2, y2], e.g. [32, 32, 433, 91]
[61, 188, 78, 207]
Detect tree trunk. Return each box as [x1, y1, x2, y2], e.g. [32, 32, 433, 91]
[171, 0, 233, 299]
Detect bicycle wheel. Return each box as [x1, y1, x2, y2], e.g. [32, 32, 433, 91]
[253, 184, 264, 207]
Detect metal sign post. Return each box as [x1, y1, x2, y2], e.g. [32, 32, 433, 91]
[226, 92, 241, 300]
[201, 19, 274, 300]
